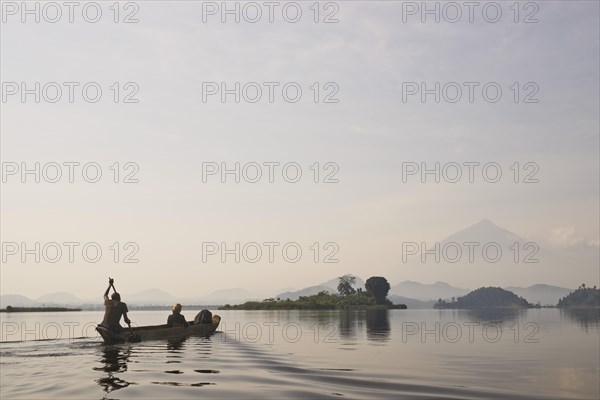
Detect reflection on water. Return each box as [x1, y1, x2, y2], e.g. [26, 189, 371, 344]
[155, 336, 216, 388]
[366, 310, 390, 342]
[166, 337, 187, 351]
[463, 308, 528, 323]
[560, 308, 600, 332]
[337, 310, 359, 339]
[93, 336, 217, 394]
[2, 309, 597, 399]
[326, 310, 391, 342]
[93, 346, 133, 398]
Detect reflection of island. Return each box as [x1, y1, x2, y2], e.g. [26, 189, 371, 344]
[94, 346, 133, 398]
[338, 310, 359, 339]
[434, 287, 533, 309]
[365, 310, 390, 342]
[337, 310, 390, 342]
[464, 308, 526, 324]
[560, 308, 600, 333]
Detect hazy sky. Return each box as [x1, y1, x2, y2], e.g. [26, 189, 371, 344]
[1, 1, 598, 299]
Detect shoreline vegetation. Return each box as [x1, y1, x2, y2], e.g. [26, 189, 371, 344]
[434, 285, 600, 309]
[219, 294, 407, 311]
[557, 285, 600, 308]
[220, 275, 407, 311]
[1, 306, 82, 313]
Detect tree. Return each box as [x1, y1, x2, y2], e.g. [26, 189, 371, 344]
[337, 275, 357, 296]
[365, 276, 391, 304]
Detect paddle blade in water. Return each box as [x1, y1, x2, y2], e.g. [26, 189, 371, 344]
[128, 334, 142, 343]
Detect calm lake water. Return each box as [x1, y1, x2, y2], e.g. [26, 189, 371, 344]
[1, 308, 598, 399]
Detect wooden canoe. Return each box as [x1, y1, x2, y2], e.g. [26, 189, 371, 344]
[96, 315, 221, 343]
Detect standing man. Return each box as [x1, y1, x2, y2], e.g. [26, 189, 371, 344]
[101, 278, 131, 333]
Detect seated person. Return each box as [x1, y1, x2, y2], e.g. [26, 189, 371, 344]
[167, 303, 189, 328]
[194, 309, 213, 324]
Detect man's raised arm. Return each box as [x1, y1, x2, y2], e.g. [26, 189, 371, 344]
[104, 278, 114, 301]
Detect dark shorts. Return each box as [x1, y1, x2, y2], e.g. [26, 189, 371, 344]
[101, 324, 125, 334]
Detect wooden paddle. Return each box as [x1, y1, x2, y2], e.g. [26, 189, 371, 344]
[110, 279, 141, 343]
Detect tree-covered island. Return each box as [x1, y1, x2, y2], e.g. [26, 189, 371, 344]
[220, 276, 407, 310]
[434, 287, 533, 309]
[557, 284, 600, 308]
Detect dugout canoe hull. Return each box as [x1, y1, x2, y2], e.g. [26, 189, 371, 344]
[96, 315, 221, 343]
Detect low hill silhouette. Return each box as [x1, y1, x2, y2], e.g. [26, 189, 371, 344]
[434, 287, 533, 309]
[557, 285, 600, 308]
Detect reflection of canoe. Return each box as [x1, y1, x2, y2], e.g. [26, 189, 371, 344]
[96, 315, 221, 344]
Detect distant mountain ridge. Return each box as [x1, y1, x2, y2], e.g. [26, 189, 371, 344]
[0, 287, 259, 308]
[505, 284, 573, 306]
[0, 295, 36, 308]
[276, 285, 336, 301]
[1, 281, 574, 308]
[36, 292, 83, 304]
[276, 275, 365, 300]
[3, 275, 371, 307]
[389, 281, 469, 301]
[388, 295, 435, 309]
